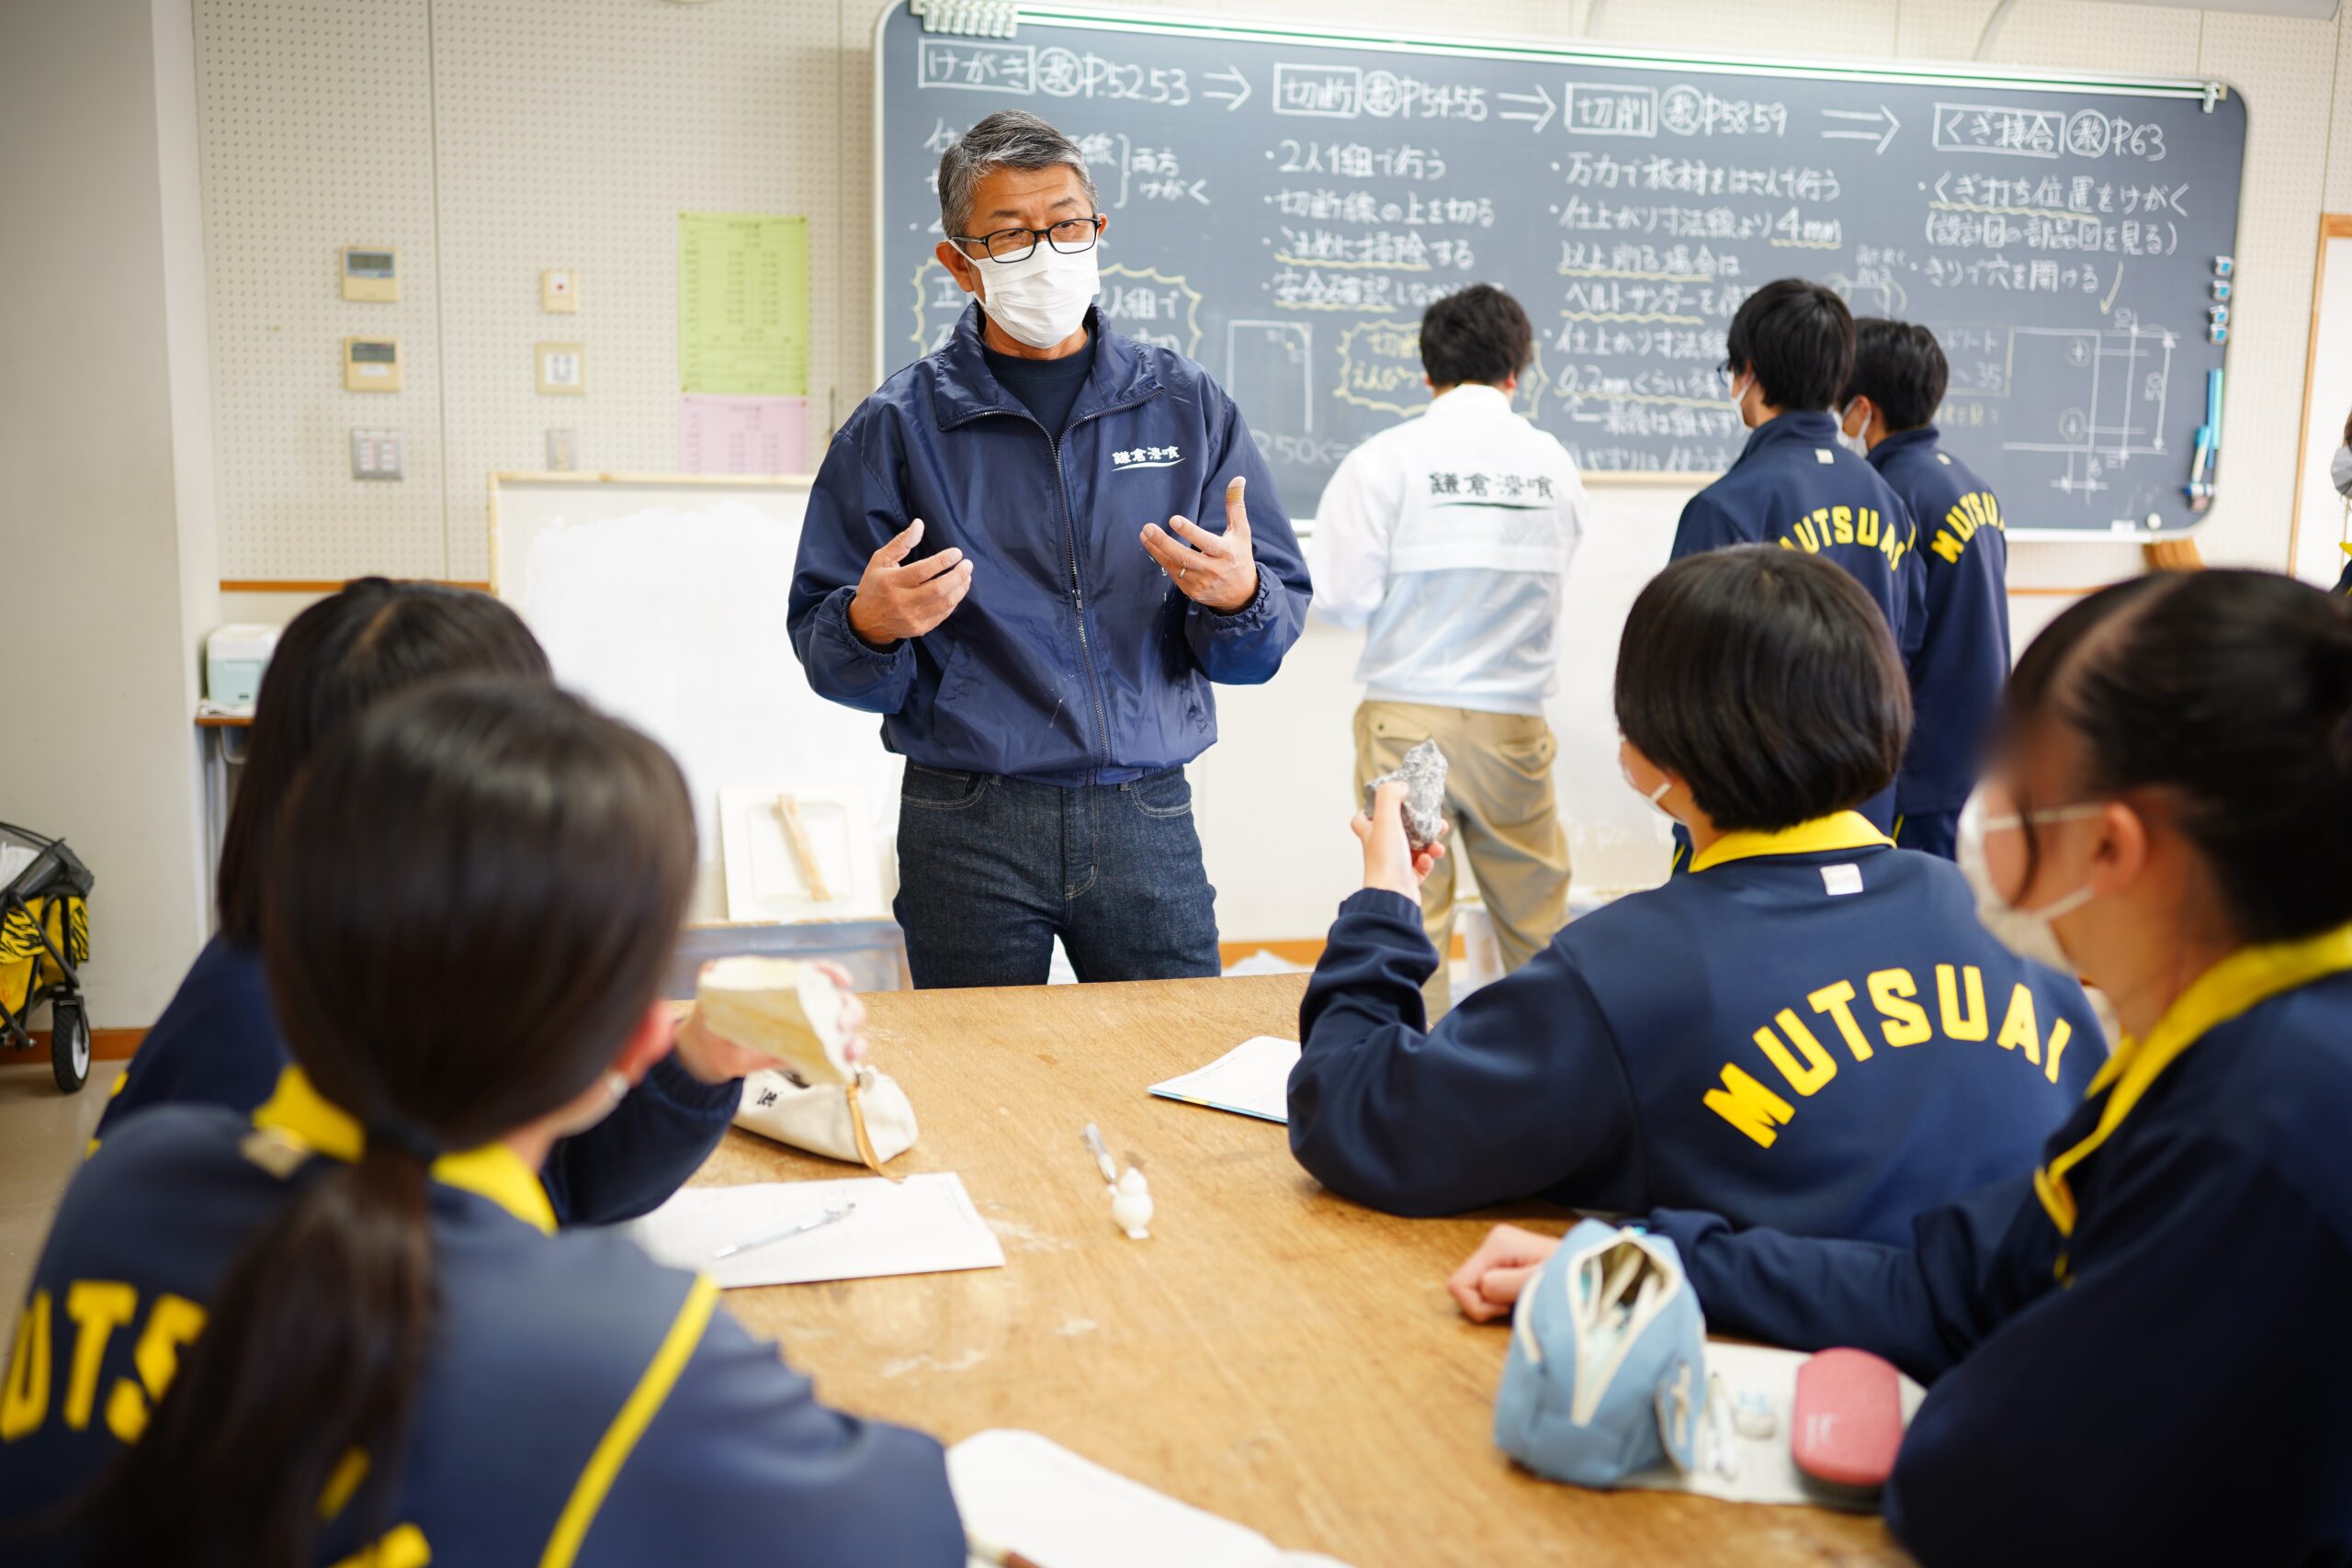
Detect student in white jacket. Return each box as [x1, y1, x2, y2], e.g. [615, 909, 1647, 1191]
[1308, 285, 1589, 1016]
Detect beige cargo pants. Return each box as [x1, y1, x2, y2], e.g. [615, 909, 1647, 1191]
[1352, 701, 1572, 1020]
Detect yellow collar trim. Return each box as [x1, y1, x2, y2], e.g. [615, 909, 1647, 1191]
[2033, 922, 2352, 1236]
[252, 1066, 559, 1235]
[1687, 811, 1893, 874]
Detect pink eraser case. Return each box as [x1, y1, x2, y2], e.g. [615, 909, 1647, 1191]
[1792, 1348, 1905, 1495]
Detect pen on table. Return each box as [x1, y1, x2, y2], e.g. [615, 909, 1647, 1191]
[967, 1532, 1046, 1568]
[1080, 1122, 1118, 1186]
[712, 1201, 855, 1260]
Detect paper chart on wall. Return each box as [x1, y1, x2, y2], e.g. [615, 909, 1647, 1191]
[679, 211, 809, 397]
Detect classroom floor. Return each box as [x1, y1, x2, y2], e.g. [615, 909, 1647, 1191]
[0, 1061, 122, 1313]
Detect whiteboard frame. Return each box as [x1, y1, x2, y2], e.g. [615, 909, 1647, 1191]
[871, 2, 2245, 541]
[486, 470, 817, 598]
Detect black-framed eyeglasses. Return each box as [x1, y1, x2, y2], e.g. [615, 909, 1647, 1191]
[951, 214, 1105, 264]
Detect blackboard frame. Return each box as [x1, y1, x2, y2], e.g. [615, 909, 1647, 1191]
[872, 2, 2246, 543]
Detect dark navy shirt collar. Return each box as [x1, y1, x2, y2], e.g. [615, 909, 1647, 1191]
[928, 302, 1158, 431]
[1735, 409, 1839, 464]
[1864, 423, 1941, 471]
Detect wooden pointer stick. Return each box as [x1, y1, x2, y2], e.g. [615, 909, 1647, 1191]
[775, 794, 833, 903]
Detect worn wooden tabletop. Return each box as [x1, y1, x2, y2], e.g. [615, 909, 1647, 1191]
[703, 973, 1902, 1568]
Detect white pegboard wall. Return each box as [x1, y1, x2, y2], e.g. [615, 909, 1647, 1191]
[430, 0, 851, 580]
[197, 0, 447, 580]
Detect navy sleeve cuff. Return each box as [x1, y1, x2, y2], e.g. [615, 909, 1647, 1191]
[1194, 570, 1275, 631]
[822, 588, 912, 668]
[1339, 886, 1427, 925]
[645, 1051, 746, 1115]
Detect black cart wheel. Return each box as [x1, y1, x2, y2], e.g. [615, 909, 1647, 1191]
[51, 997, 89, 1094]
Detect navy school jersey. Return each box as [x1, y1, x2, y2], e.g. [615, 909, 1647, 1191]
[0, 1070, 966, 1567]
[1671, 410, 1928, 660]
[1288, 812, 2105, 1245]
[1868, 427, 2010, 818]
[2337, 543, 2351, 595]
[1649, 927, 2352, 1567]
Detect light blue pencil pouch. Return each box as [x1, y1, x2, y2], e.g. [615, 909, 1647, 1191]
[1493, 1219, 1705, 1487]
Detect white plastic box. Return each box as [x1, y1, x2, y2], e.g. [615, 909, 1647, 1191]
[204, 624, 280, 711]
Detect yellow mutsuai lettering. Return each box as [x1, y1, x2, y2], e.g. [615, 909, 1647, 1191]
[1867, 966, 1932, 1047]
[1807, 980, 1874, 1063]
[327, 1523, 433, 1568]
[1703, 1064, 1798, 1148]
[1831, 504, 1854, 544]
[62, 1280, 136, 1431]
[2, 1291, 53, 1441]
[1937, 964, 1989, 1041]
[1756, 1009, 1838, 1097]
[105, 1292, 205, 1444]
[1996, 984, 2042, 1066]
[2045, 1019, 2075, 1084]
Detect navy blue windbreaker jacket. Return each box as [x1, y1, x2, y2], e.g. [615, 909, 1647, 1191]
[2337, 545, 2351, 595]
[1289, 814, 2103, 1245]
[96, 934, 735, 1226]
[0, 1074, 964, 1566]
[788, 304, 1310, 785]
[1868, 427, 2009, 818]
[1648, 930, 2352, 1567]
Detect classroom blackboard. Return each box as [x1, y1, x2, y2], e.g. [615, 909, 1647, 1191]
[875, 5, 2247, 536]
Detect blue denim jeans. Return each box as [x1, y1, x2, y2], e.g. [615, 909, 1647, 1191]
[894, 763, 1221, 988]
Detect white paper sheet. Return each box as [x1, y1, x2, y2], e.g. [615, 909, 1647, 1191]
[950, 1428, 1352, 1568]
[1148, 1035, 1300, 1124]
[1620, 1341, 1928, 1508]
[626, 1173, 1004, 1290]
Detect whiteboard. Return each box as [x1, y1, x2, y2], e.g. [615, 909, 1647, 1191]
[488, 474, 902, 923]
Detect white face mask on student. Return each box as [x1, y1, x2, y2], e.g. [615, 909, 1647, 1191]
[1954, 789, 2103, 974]
[977, 242, 1099, 350]
[1621, 757, 1675, 815]
[2330, 442, 2352, 501]
[1838, 401, 1872, 458]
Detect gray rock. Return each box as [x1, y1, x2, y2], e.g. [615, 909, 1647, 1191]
[1363, 739, 1448, 852]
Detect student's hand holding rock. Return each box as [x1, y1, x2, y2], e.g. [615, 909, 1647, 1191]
[1446, 1224, 1562, 1324]
[1141, 476, 1260, 613]
[673, 961, 871, 1086]
[1352, 781, 1446, 899]
[847, 519, 973, 648]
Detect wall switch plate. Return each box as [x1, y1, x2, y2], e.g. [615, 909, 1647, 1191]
[351, 428, 403, 480]
[537, 342, 586, 395]
[546, 428, 578, 471]
[541, 268, 578, 312]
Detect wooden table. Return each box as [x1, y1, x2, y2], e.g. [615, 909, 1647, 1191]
[703, 975, 1903, 1567]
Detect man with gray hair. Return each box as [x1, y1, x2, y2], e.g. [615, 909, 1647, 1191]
[789, 109, 1311, 989]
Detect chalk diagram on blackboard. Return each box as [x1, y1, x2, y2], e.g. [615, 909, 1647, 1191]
[2002, 323, 2176, 500]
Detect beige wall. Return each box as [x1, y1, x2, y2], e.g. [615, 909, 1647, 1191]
[0, 0, 219, 1028]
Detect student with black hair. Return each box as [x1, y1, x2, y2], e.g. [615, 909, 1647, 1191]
[0, 682, 964, 1566]
[1287, 547, 2099, 1239]
[97, 579, 776, 1225]
[1841, 319, 2009, 860]
[1668, 280, 1927, 852]
[1448, 570, 2352, 1565]
[1307, 284, 1588, 1017]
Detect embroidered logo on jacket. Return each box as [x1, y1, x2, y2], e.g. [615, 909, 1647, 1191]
[1113, 446, 1182, 469]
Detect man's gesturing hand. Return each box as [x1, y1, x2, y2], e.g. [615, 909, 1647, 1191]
[1140, 476, 1260, 614]
[846, 519, 972, 648]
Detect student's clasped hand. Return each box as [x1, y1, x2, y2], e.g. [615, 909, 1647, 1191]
[1352, 781, 1447, 899]
[1140, 476, 1261, 613]
[1446, 1224, 1562, 1324]
[673, 960, 872, 1086]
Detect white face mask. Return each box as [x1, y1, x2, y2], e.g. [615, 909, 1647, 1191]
[975, 241, 1099, 350]
[1724, 368, 1753, 421]
[1955, 789, 2103, 973]
[2331, 442, 2352, 501]
[1621, 757, 1676, 815]
[1838, 401, 1871, 458]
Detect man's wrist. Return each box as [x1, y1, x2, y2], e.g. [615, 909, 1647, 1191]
[844, 592, 899, 651]
[1209, 566, 1261, 616]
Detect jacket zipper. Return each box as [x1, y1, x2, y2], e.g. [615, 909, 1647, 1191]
[1001, 391, 1157, 778]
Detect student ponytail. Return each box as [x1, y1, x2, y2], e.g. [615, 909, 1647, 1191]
[79, 681, 695, 1568]
[2005, 569, 2352, 944]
